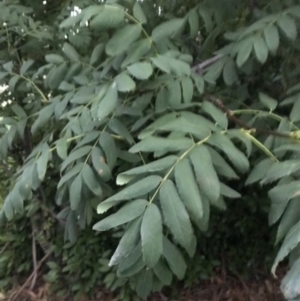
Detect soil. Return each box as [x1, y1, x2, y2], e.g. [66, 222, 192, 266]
[4, 270, 285, 301]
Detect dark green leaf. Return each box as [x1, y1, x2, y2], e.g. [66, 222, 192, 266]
[115, 73, 136, 92]
[160, 180, 193, 250]
[151, 18, 185, 42]
[127, 62, 153, 80]
[62, 42, 80, 61]
[93, 199, 147, 231]
[141, 203, 163, 267]
[106, 24, 142, 56]
[163, 236, 186, 280]
[175, 158, 203, 222]
[97, 175, 162, 213]
[129, 136, 193, 155]
[277, 15, 297, 41]
[70, 174, 82, 210]
[133, 2, 147, 24]
[264, 25, 279, 53]
[202, 101, 228, 129]
[109, 217, 142, 266]
[136, 269, 153, 299]
[82, 163, 102, 196]
[254, 35, 268, 64]
[190, 145, 220, 204]
[117, 156, 178, 185]
[98, 83, 118, 120]
[153, 259, 172, 285]
[181, 77, 194, 103]
[99, 132, 117, 169]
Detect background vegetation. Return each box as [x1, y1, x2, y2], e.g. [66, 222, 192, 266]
[1, 0, 300, 300]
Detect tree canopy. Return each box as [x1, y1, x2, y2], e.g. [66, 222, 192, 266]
[1, 0, 300, 300]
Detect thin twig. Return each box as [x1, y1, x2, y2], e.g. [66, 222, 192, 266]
[9, 251, 52, 301]
[29, 227, 38, 290]
[192, 54, 224, 73]
[205, 94, 295, 139]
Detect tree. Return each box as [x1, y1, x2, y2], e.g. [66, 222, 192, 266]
[1, 0, 300, 299]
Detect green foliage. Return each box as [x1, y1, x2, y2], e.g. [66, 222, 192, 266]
[1, 0, 300, 299]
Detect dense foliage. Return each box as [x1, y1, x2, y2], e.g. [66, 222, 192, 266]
[1, 0, 300, 299]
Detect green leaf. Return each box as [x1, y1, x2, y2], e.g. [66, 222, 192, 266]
[151, 55, 171, 73]
[175, 158, 203, 222]
[70, 174, 82, 210]
[129, 137, 193, 155]
[127, 62, 153, 80]
[259, 92, 277, 111]
[192, 73, 205, 94]
[272, 220, 300, 275]
[190, 145, 220, 204]
[202, 101, 228, 129]
[110, 217, 142, 266]
[61, 146, 92, 171]
[280, 257, 300, 300]
[82, 163, 102, 196]
[208, 133, 249, 173]
[277, 15, 297, 41]
[188, 9, 199, 38]
[141, 203, 163, 268]
[20, 59, 34, 75]
[220, 183, 241, 199]
[163, 236, 186, 280]
[133, 2, 147, 24]
[138, 112, 177, 139]
[108, 118, 134, 144]
[115, 73, 136, 92]
[236, 36, 253, 67]
[62, 42, 80, 61]
[3, 61, 13, 72]
[181, 77, 194, 103]
[151, 18, 185, 42]
[155, 87, 168, 113]
[160, 180, 193, 250]
[37, 143, 49, 181]
[31, 104, 54, 134]
[91, 147, 111, 181]
[106, 24, 142, 56]
[136, 269, 153, 299]
[117, 156, 178, 185]
[245, 158, 274, 185]
[261, 160, 300, 184]
[93, 199, 147, 231]
[97, 176, 162, 213]
[264, 25, 279, 53]
[268, 181, 300, 225]
[121, 39, 151, 67]
[98, 83, 118, 120]
[90, 43, 104, 65]
[153, 260, 172, 285]
[58, 163, 84, 189]
[223, 59, 238, 86]
[59, 12, 82, 28]
[290, 99, 300, 122]
[253, 35, 268, 64]
[118, 243, 142, 274]
[227, 129, 252, 157]
[158, 115, 212, 139]
[90, 5, 124, 29]
[276, 197, 300, 244]
[99, 132, 117, 169]
[58, 81, 75, 92]
[167, 79, 182, 107]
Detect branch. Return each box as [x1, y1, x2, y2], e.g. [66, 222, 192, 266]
[192, 54, 224, 73]
[205, 94, 295, 139]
